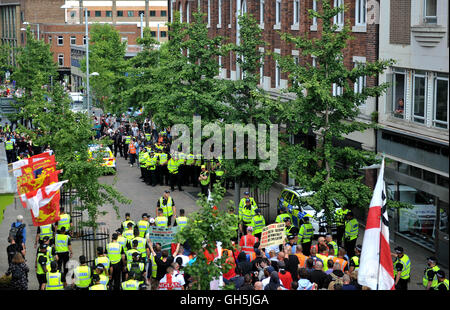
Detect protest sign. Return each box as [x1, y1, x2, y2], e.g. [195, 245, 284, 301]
[148, 226, 179, 253]
[259, 223, 286, 248]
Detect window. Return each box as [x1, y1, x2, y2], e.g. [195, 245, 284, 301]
[392, 70, 406, 119]
[260, 0, 264, 26]
[95, 11, 101, 17]
[186, 3, 190, 23]
[121, 36, 127, 43]
[218, 0, 222, 26]
[433, 76, 449, 129]
[70, 11, 76, 18]
[150, 31, 156, 37]
[161, 10, 167, 17]
[48, 35, 52, 45]
[293, 0, 300, 24]
[106, 11, 112, 17]
[150, 10, 156, 17]
[179, 3, 183, 22]
[413, 71, 427, 124]
[229, 0, 233, 26]
[355, 0, 366, 26]
[275, 0, 281, 25]
[117, 10, 123, 17]
[312, 55, 317, 68]
[87, 10, 91, 17]
[160, 31, 167, 38]
[354, 62, 366, 96]
[58, 54, 64, 67]
[333, 0, 344, 27]
[57, 35, 64, 46]
[424, 0, 437, 24]
[333, 83, 343, 96]
[127, 11, 134, 17]
[70, 36, 76, 45]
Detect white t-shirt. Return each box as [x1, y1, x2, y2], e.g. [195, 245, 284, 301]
[158, 271, 185, 290]
[174, 254, 190, 268]
[261, 277, 283, 289]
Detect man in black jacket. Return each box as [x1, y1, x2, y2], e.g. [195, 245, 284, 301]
[113, 130, 123, 158]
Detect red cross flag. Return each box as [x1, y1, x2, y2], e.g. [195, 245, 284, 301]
[358, 158, 395, 290]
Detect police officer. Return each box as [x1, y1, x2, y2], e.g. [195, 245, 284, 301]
[121, 271, 140, 290]
[198, 165, 210, 196]
[335, 206, 349, 247]
[126, 252, 147, 286]
[348, 244, 362, 274]
[392, 246, 411, 290]
[326, 234, 339, 257]
[72, 255, 91, 290]
[250, 208, 266, 240]
[35, 223, 55, 249]
[157, 190, 176, 226]
[185, 152, 196, 186]
[137, 213, 150, 238]
[138, 146, 148, 180]
[298, 216, 314, 256]
[228, 207, 239, 242]
[423, 256, 441, 290]
[168, 154, 182, 191]
[121, 213, 135, 232]
[275, 206, 291, 223]
[177, 151, 187, 186]
[174, 209, 188, 231]
[123, 134, 131, 160]
[193, 153, 203, 187]
[94, 247, 111, 277]
[36, 244, 51, 290]
[5, 136, 15, 164]
[44, 261, 64, 290]
[89, 274, 107, 290]
[283, 217, 298, 240]
[344, 211, 358, 258]
[56, 207, 72, 236]
[106, 233, 125, 290]
[155, 208, 169, 227]
[239, 198, 257, 235]
[158, 149, 169, 186]
[54, 227, 72, 284]
[435, 270, 449, 291]
[239, 191, 257, 217]
[214, 156, 225, 187]
[146, 150, 158, 186]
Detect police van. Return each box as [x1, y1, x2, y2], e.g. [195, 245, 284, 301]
[277, 186, 341, 236]
[88, 144, 116, 173]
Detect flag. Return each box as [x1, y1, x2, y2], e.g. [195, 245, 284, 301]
[20, 180, 68, 219]
[11, 152, 51, 177]
[20, 154, 55, 176]
[358, 158, 395, 290]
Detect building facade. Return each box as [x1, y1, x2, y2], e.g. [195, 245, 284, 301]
[378, 0, 448, 263]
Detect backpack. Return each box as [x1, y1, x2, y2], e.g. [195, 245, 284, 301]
[9, 223, 25, 243]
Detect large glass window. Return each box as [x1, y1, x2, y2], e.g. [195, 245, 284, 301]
[106, 11, 112, 17]
[276, 0, 281, 25]
[95, 11, 101, 17]
[355, 0, 366, 26]
[333, 0, 344, 27]
[413, 71, 427, 124]
[433, 76, 448, 129]
[260, 0, 264, 26]
[293, 0, 300, 25]
[392, 71, 406, 118]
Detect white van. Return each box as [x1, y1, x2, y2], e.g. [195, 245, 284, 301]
[69, 92, 86, 113]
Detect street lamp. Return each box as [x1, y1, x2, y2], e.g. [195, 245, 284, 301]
[22, 22, 39, 40]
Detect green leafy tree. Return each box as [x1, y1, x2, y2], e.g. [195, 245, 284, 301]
[175, 183, 236, 290]
[272, 0, 395, 221]
[81, 23, 127, 113]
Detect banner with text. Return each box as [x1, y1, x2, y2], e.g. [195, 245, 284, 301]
[260, 223, 286, 248]
[148, 226, 179, 253]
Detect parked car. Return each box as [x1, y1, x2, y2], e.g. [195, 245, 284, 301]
[277, 186, 341, 236]
[88, 144, 116, 173]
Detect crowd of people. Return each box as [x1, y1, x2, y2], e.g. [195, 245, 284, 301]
[2, 113, 449, 291]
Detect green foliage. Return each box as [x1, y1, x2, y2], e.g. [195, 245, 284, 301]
[175, 183, 236, 290]
[272, 0, 395, 218]
[81, 23, 127, 113]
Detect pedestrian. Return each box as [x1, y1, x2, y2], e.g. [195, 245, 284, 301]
[158, 265, 185, 290]
[106, 233, 126, 290]
[90, 273, 107, 290]
[297, 267, 315, 290]
[344, 211, 358, 259]
[298, 216, 314, 256]
[435, 270, 449, 291]
[198, 165, 210, 196]
[6, 236, 25, 267]
[157, 190, 176, 226]
[254, 281, 263, 290]
[283, 245, 300, 282]
[309, 260, 328, 289]
[54, 227, 73, 284]
[294, 245, 307, 269]
[325, 262, 345, 289]
[239, 226, 258, 255]
[264, 271, 285, 290]
[36, 244, 50, 290]
[423, 256, 441, 290]
[239, 273, 254, 290]
[72, 255, 91, 290]
[128, 137, 138, 167]
[5, 252, 29, 290]
[278, 265, 293, 290]
[236, 251, 253, 276]
[341, 274, 357, 290]
[149, 240, 179, 289]
[10, 215, 26, 249]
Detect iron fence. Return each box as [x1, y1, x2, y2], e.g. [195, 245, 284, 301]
[80, 225, 110, 268]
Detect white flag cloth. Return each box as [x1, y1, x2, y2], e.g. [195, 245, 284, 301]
[20, 180, 68, 217]
[12, 159, 29, 177]
[358, 159, 395, 290]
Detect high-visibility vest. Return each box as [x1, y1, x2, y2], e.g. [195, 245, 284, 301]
[46, 271, 64, 290]
[167, 158, 179, 174]
[241, 206, 255, 224]
[436, 279, 449, 291]
[151, 255, 158, 278]
[36, 253, 50, 275]
[95, 256, 111, 272]
[160, 197, 174, 217]
[247, 252, 256, 262]
[239, 197, 257, 212]
[317, 254, 329, 271]
[5, 141, 13, 150]
[200, 171, 210, 186]
[215, 158, 224, 176]
[54, 234, 69, 253]
[106, 242, 122, 264]
[335, 209, 349, 226]
[423, 265, 440, 288]
[275, 213, 290, 223]
[138, 151, 147, 164]
[250, 215, 265, 235]
[123, 229, 135, 243]
[125, 136, 131, 144]
[39, 224, 54, 240]
[117, 235, 126, 251]
[137, 220, 149, 238]
[57, 214, 71, 231]
[159, 153, 168, 165]
[327, 241, 338, 256]
[122, 220, 135, 231]
[121, 279, 140, 290]
[178, 153, 186, 164]
[393, 254, 410, 280]
[147, 155, 157, 170]
[155, 216, 168, 227]
[99, 273, 109, 286]
[74, 265, 91, 288]
[176, 216, 188, 230]
[185, 154, 195, 166]
[299, 223, 314, 243]
[145, 133, 151, 141]
[126, 249, 140, 264]
[89, 283, 107, 290]
[129, 143, 136, 154]
[46, 246, 55, 262]
[240, 235, 257, 254]
[195, 154, 203, 166]
[345, 218, 359, 241]
[127, 262, 145, 283]
[295, 253, 307, 268]
[131, 237, 147, 258]
[332, 257, 348, 271]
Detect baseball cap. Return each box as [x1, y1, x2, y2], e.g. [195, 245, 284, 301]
[201, 165, 206, 169]
[247, 226, 253, 232]
[149, 218, 155, 224]
[427, 256, 437, 263]
[164, 190, 170, 193]
[355, 244, 362, 252]
[96, 264, 104, 270]
[394, 246, 403, 254]
[40, 244, 48, 250]
[436, 270, 445, 278]
[142, 213, 148, 218]
[283, 217, 290, 222]
[244, 191, 250, 195]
